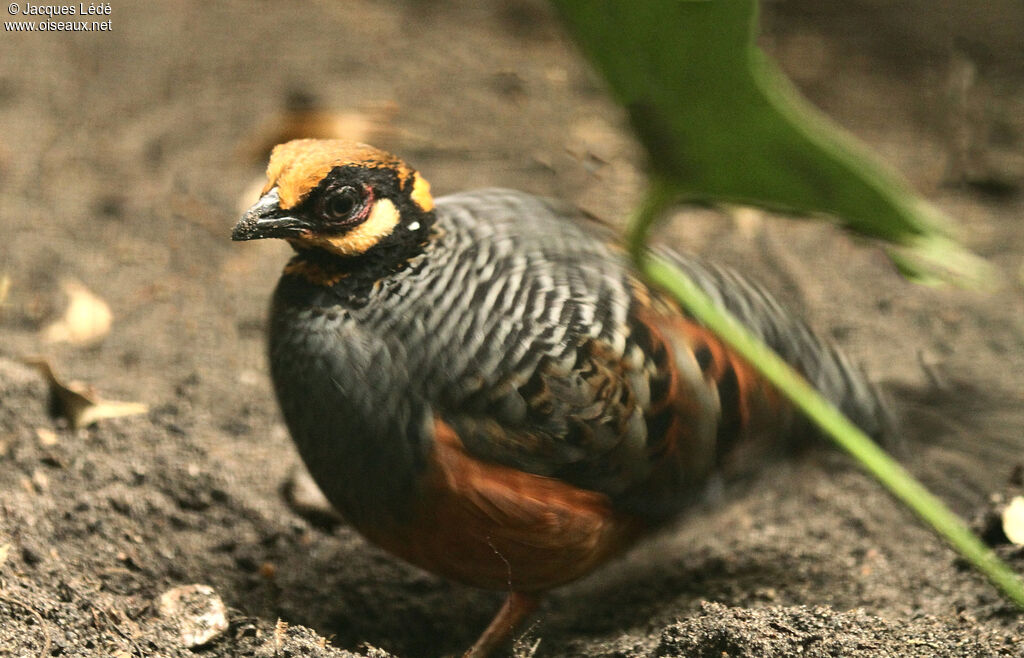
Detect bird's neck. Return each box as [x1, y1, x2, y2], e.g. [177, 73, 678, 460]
[281, 215, 436, 308]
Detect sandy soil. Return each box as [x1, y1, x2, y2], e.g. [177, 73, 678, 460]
[1, 1, 1023, 656]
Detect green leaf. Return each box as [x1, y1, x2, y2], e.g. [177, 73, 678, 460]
[551, 0, 993, 288]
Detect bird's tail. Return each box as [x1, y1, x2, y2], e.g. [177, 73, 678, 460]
[641, 251, 1022, 535]
[655, 249, 896, 449]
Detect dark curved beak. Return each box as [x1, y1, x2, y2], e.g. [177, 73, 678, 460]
[232, 188, 312, 241]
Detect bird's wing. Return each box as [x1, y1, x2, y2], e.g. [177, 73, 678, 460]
[440, 282, 801, 519]
[430, 190, 891, 520]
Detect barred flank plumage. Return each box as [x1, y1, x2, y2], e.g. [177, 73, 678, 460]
[658, 247, 895, 446]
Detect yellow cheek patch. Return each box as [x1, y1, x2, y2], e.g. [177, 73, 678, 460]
[263, 138, 418, 210]
[298, 198, 401, 257]
[410, 173, 434, 212]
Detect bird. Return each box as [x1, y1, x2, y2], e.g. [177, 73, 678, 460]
[232, 138, 893, 657]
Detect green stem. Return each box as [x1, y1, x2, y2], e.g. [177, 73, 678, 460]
[630, 185, 1024, 609]
[627, 177, 678, 263]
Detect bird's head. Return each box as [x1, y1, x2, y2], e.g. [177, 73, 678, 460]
[232, 139, 435, 257]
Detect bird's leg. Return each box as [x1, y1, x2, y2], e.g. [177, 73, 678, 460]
[464, 591, 541, 658]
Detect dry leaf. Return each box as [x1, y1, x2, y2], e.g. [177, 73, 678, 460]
[22, 357, 148, 429]
[282, 464, 344, 529]
[274, 619, 288, 650]
[727, 205, 767, 241]
[0, 273, 10, 307]
[30, 469, 49, 492]
[240, 97, 398, 164]
[41, 279, 112, 346]
[35, 427, 58, 447]
[1002, 496, 1024, 545]
[0, 543, 10, 568]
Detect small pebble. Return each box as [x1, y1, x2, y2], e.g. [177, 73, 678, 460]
[1002, 496, 1024, 545]
[158, 583, 229, 648]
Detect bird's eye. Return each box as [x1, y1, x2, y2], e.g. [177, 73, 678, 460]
[324, 186, 361, 221]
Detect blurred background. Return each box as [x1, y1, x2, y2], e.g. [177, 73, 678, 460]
[0, 1, 1022, 656]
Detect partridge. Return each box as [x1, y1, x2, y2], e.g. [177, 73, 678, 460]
[232, 139, 892, 657]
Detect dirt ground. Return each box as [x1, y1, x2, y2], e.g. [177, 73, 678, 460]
[2, 1, 1024, 656]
